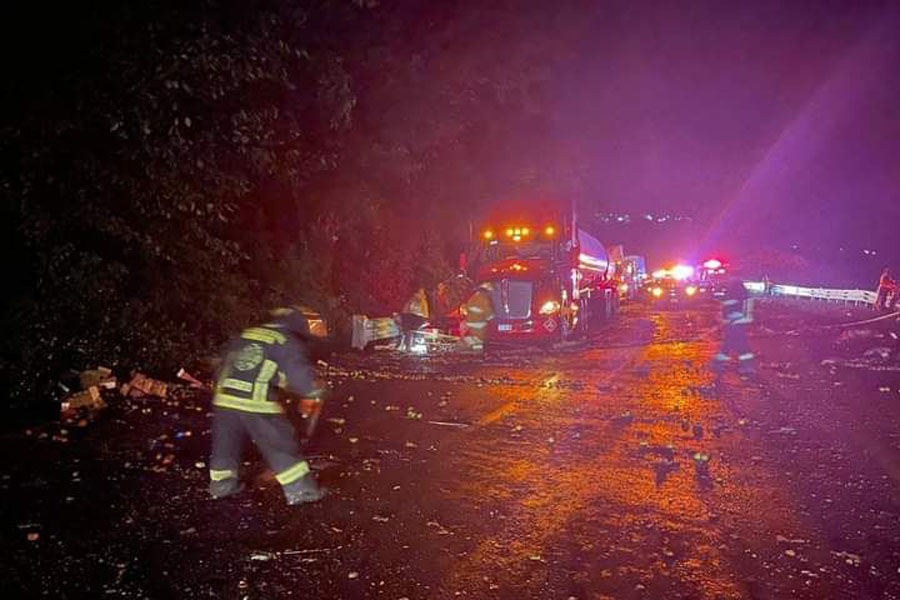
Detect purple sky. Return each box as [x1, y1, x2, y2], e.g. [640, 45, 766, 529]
[551, 0, 900, 263]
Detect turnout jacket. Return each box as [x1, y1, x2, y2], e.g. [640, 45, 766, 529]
[213, 324, 316, 414]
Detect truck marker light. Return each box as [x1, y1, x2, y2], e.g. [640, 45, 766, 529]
[521, 227, 529, 235]
[539, 300, 561, 315]
[506, 228, 514, 237]
[484, 230, 493, 240]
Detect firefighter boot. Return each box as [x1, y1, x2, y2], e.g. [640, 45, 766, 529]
[283, 475, 327, 505]
[209, 479, 245, 500]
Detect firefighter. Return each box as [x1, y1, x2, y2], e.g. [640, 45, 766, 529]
[875, 268, 895, 310]
[209, 306, 327, 505]
[398, 288, 431, 351]
[461, 282, 496, 352]
[712, 277, 755, 377]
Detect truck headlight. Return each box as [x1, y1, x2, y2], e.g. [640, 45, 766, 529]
[539, 300, 561, 315]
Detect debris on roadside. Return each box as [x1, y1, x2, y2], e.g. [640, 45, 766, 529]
[122, 373, 168, 399]
[427, 420, 469, 428]
[176, 368, 207, 389]
[79, 367, 117, 391]
[60, 386, 106, 419]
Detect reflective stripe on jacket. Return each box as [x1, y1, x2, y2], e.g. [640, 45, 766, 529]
[213, 324, 315, 414]
[464, 289, 495, 340]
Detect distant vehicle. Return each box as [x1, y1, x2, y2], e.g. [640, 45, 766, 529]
[646, 276, 702, 308]
[466, 198, 620, 346]
[696, 258, 728, 298]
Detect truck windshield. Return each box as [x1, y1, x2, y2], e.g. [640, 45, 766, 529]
[483, 241, 553, 262]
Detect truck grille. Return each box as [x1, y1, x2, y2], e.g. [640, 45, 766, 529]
[494, 280, 533, 319]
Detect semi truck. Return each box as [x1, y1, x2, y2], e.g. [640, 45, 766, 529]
[465, 200, 619, 346]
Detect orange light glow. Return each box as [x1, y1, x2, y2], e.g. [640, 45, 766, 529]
[545, 226, 555, 236]
[484, 230, 494, 240]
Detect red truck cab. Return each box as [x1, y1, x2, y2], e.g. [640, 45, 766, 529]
[467, 202, 619, 346]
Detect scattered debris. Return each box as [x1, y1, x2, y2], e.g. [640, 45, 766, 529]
[62, 386, 105, 413]
[832, 551, 862, 567]
[124, 373, 168, 399]
[79, 367, 116, 391]
[427, 420, 469, 428]
[176, 368, 207, 389]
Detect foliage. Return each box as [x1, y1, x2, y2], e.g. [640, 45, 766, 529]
[1, 0, 581, 412]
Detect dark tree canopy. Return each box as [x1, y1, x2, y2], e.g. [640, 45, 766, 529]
[1, 0, 585, 411]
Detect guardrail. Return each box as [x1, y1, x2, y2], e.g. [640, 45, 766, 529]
[745, 281, 878, 306]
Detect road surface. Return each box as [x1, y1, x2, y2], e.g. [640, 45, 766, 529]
[3, 301, 900, 599]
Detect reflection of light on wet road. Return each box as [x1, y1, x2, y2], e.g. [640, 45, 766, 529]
[442, 309, 809, 598]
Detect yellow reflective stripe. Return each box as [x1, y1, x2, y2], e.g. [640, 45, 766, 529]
[210, 468, 237, 481]
[222, 378, 253, 393]
[278, 371, 287, 389]
[213, 393, 284, 414]
[252, 360, 278, 403]
[241, 327, 286, 345]
[275, 461, 310, 485]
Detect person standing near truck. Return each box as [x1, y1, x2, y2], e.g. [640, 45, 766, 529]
[397, 287, 431, 351]
[461, 282, 496, 352]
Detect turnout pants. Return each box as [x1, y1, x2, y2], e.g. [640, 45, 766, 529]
[713, 323, 755, 374]
[209, 408, 310, 500]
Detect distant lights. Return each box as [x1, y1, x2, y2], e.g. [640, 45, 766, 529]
[484, 230, 494, 240]
[545, 226, 556, 236]
[671, 265, 694, 280]
[703, 259, 722, 270]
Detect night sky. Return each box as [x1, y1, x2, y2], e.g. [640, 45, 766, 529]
[549, 0, 900, 265]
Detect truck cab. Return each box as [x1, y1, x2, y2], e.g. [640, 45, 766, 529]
[466, 205, 617, 346]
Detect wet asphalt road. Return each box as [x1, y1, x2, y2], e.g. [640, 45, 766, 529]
[3, 301, 900, 599]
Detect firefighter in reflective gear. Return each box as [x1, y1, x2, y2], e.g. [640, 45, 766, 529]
[461, 282, 495, 351]
[398, 288, 431, 351]
[209, 306, 326, 505]
[712, 278, 755, 376]
[875, 268, 895, 310]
